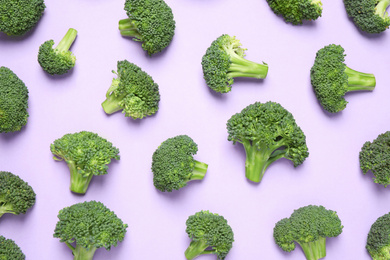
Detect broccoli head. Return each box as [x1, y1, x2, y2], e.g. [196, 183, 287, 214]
[227, 101, 309, 183]
[0, 171, 36, 218]
[0, 67, 29, 133]
[152, 135, 208, 192]
[54, 201, 128, 260]
[0, 0, 45, 36]
[38, 28, 78, 75]
[273, 205, 343, 260]
[266, 0, 323, 25]
[360, 131, 390, 187]
[50, 131, 120, 194]
[201, 34, 268, 94]
[185, 210, 234, 260]
[0, 236, 25, 260]
[366, 212, 390, 259]
[118, 0, 175, 55]
[311, 44, 376, 113]
[101, 60, 160, 119]
[344, 0, 390, 34]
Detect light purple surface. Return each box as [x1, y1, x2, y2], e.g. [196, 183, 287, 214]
[1, 0, 390, 259]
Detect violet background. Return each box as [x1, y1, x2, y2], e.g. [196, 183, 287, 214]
[1, 0, 390, 259]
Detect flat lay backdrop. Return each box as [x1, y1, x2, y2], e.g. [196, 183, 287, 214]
[1, 0, 390, 259]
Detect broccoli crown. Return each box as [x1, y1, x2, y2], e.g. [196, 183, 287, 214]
[102, 60, 160, 119]
[0, 171, 36, 216]
[37, 40, 75, 75]
[122, 0, 175, 55]
[0, 67, 29, 133]
[360, 131, 390, 187]
[273, 205, 343, 256]
[227, 101, 309, 167]
[152, 135, 208, 192]
[266, 0, 323, 25]
[53, 201, 128, 253]
[366, 212, 390, 259]
[0, 236, 25, 260]
[344, 0, 390, 34]
[50, 131, 120, 177]
[185, 210, 234, 260]
[0, 0, 45, 36]
[310, 44, 349, 113]
[201, 34, 268, 94]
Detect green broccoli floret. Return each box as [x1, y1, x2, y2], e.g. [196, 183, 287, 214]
[118, 0, 175, 55]
[101, 60, 160, 119]
[185, 210, 234, 260]
[0, 67, 29, 133]
[50, 131, 120, 194]
[311, 44, 376, 113]
[266, 0, 323, 25]
[344, 0, 390, 34]
[0, 0, 45, 36]
[201, 34, 268, 94]
[226, 101, 309, 183]
[151, 135, 208, 192]
[54, 201, 128, 260]
[273, 205, 343, 260]
[38, 28, 78, 75]
[360, 131, 390, 187]
[366, 212, 390, 259]
[0, 236, 25, 259]
[0, 171, 36, 219]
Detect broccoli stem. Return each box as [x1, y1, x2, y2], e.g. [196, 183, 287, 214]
[375, 0, 390, 18]
[72, 245, 97, 260]
[243, 141, 286, 183]
[56, 28, 78, 52]
[298, 237, 326, 260]
[0, 204, 15, 217]
[345, 67, 376, 91]
[185, 240, 210, 260]
[188, 160, 208, 181]
[118, 19, 142, 39]
[227, 53, 269, 79]
[68, 161, 93, 194]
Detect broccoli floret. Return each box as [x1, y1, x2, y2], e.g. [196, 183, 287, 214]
[0, 67, 29, 133]
[50, 131, 120, 194]
[151, 135, 208, 192]
[226, 101, 309, 183]
[273, 205, 343, 260]
[38, 28, 78, 75]
[366, 212, 390, 259]
[0, 0, 45, 36]
[344, 0, 390, 34]
[0, 171, 36, 218]
[311, 44, 376, 113]
[360, 131, 390, 187]
[0, 236, 25, 259]
[185, 210, 234, 260]
[201, 34, 268, 94]
[266, 0, 323, 25]
[118, 0, 175, 55]
[101, 60, 160, 119]
[54, 201, 128, 260]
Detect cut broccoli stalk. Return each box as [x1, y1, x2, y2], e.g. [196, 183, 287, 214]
[375, 0, 390, 18]
[0, 203, 14, 217]
[188, 160, 208, 181]
[185, 240, 214, 260]
[227, 52, 268, 79]
[64, 161, 93, 194]
[345, 67, 376, 91]
[243, 140, 286, 183]
[101, 79, 125, 114]
[118, 18, 142, 39]
[65, 243, 97, 260]
[298, 237, 326, 260]
[56, 28, 78, 54]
